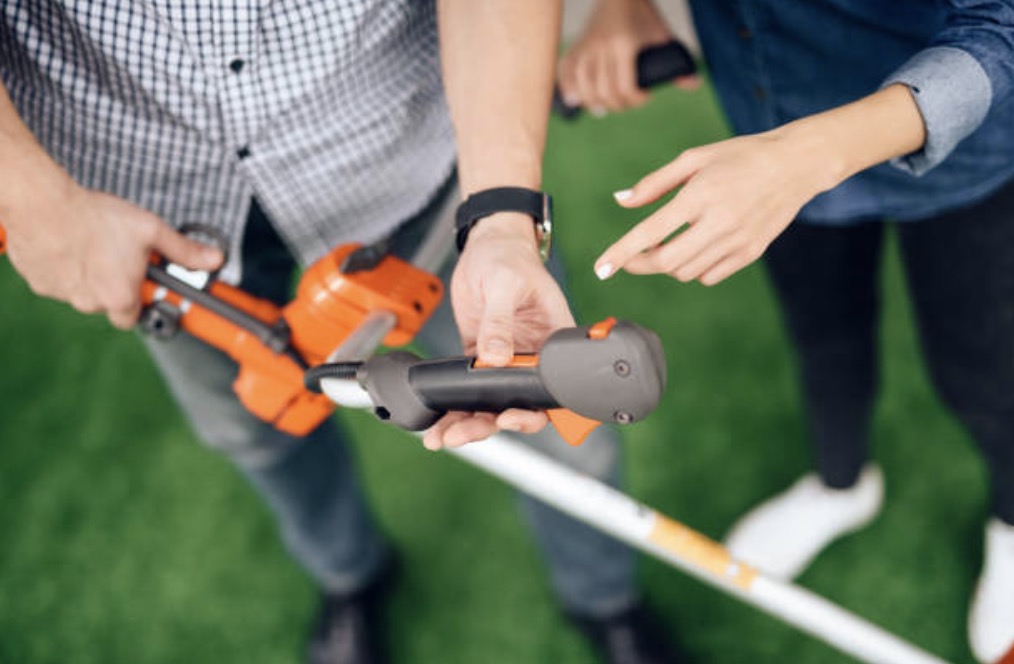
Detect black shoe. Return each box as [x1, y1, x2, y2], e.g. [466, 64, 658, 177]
[569, 604, 689, 664]
[306, 560, 397, 664]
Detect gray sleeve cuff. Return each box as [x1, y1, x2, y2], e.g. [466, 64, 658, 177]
[881, 46, 992, 177]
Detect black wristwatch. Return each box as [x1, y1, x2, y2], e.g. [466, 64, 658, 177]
[455, 187, 553, 261]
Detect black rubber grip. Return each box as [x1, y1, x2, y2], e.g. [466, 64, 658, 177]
[410, 359, 558, 414]
[553, 39, 697, 120]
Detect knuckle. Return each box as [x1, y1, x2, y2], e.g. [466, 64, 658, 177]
[26, 279, 53, 298]
[678, 147, 702, 163]
[744, 243, 766, 262]
[70, 296, 97, 313]
[106, 289, 137, 313]
[673, 270, 694, 283]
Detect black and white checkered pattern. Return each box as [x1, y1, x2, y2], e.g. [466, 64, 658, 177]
[0, 0, 457, 281]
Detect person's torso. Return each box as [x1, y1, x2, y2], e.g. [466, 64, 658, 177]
[0, 0, 457, 280]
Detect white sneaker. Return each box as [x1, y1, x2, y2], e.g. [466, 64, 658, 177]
[724, 465, 884, 580]
[969, 518, 1014, 663]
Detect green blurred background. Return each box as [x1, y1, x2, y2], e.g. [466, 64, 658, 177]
[0, 82, 987, 663]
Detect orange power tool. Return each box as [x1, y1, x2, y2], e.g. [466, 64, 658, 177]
[0, 222, 442, 436]
[1, 224, 667, 445]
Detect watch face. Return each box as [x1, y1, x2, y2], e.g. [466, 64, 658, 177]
[538, 194, 553, 262]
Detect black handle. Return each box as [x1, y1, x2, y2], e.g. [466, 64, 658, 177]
[553, 39, 697, 120]
[410, 359, 558, 414]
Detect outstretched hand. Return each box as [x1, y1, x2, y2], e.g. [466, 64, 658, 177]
[595, 128, 838, 286]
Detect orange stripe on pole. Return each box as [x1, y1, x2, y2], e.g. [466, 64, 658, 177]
[647, 514, 759, 590]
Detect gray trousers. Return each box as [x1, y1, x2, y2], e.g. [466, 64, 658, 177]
[143, 188, 636, 618]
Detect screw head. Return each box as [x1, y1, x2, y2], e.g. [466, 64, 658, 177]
[614, 411, 633, 424]
[613, 360, 631, 377]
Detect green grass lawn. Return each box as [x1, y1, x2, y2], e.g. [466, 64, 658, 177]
[0, 83, 988, 663]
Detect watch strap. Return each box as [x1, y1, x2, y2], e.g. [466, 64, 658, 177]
[455, 187, 551, 257]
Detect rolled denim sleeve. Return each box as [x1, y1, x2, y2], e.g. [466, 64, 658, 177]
[881, 0, 1014, 176]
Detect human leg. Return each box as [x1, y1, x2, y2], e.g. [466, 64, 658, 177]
[725, 220, 886, 579]
[897, 179, 1014, 663]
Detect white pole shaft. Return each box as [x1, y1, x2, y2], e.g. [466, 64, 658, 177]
[448, 434, 951, 664]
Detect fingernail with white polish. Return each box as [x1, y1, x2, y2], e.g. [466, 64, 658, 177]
[563, 93, 581, 107]
[595, 263, 614, 280]
[590, 106, 607, 118]
[613, 189, 633, 203]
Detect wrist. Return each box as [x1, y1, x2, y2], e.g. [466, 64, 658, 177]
[456, 187, 552, 260]
[464, 211, 541, 253]
[0, 150, 76, 227]
[770, 120, 849, 196]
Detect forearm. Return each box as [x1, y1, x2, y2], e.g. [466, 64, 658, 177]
[436, 0, 560, 198]
[0, 81, 73, 226]
[773, 84, 927, 195]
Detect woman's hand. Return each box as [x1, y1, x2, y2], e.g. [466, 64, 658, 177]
[594, 84, 926, 286]
[595, 126, 842, 285]
[558, 0, 699, 114]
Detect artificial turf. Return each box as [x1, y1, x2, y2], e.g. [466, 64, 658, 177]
[0, 81, 987, 663]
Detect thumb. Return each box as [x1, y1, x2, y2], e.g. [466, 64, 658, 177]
[612, 148, 703, 208]
[476, 277, 518, 366]
[151, 222, 224, 271]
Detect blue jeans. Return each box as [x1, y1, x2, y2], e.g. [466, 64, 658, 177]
[142, 187, 636, 618]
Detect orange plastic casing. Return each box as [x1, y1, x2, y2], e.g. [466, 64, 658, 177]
[143, 244, 443, 436]
[285, 244, 443, 364]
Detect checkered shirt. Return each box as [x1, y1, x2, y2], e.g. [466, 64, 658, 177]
[0, 1, 457, 281]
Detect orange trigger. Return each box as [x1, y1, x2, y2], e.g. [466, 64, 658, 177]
[588, 317, 617, 340]
[473, 354, 539, 369]
[547, 409, 601, 446]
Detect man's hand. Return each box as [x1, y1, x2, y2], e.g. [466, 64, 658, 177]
[558, 0, 699, 115]
[422, 213, 574, 450]
[4, 178, 223, 329]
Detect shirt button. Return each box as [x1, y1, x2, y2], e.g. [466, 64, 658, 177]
[737, 26, 752, 39]
[237, 146, 252, 160]
[229, 58, 246, 73]
[752, 85, 767, 101]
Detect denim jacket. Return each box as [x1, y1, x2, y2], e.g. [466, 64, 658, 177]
[688, 0, 1014, 223]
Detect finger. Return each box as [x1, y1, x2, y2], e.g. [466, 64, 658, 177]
[536, 280, 576, 331]
[594, 196, 698, 280]
[442, 413, 499, 448]
[107, 303, 141, 330]
[700, 253, 751, 286]
[476, 273, 518, 366]
[557, 50, 581, 107]
[674, 74, 702, 91]
[151, 222, 224, 271]
[104, 284, 143, 329]
[423, 411, 470, 451]
[596, 50, 624, 112]
[575, 48, 603, 113]
[621, 220, 727, 276]
[669, 237, 737, 283]
[612, 46, 649, 108]
[69, 295, 100, 314]
[496, 409, 549, 434]
[611, 149, 704, 209]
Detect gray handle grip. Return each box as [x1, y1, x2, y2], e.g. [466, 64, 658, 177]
[358, 320, 667, 432]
